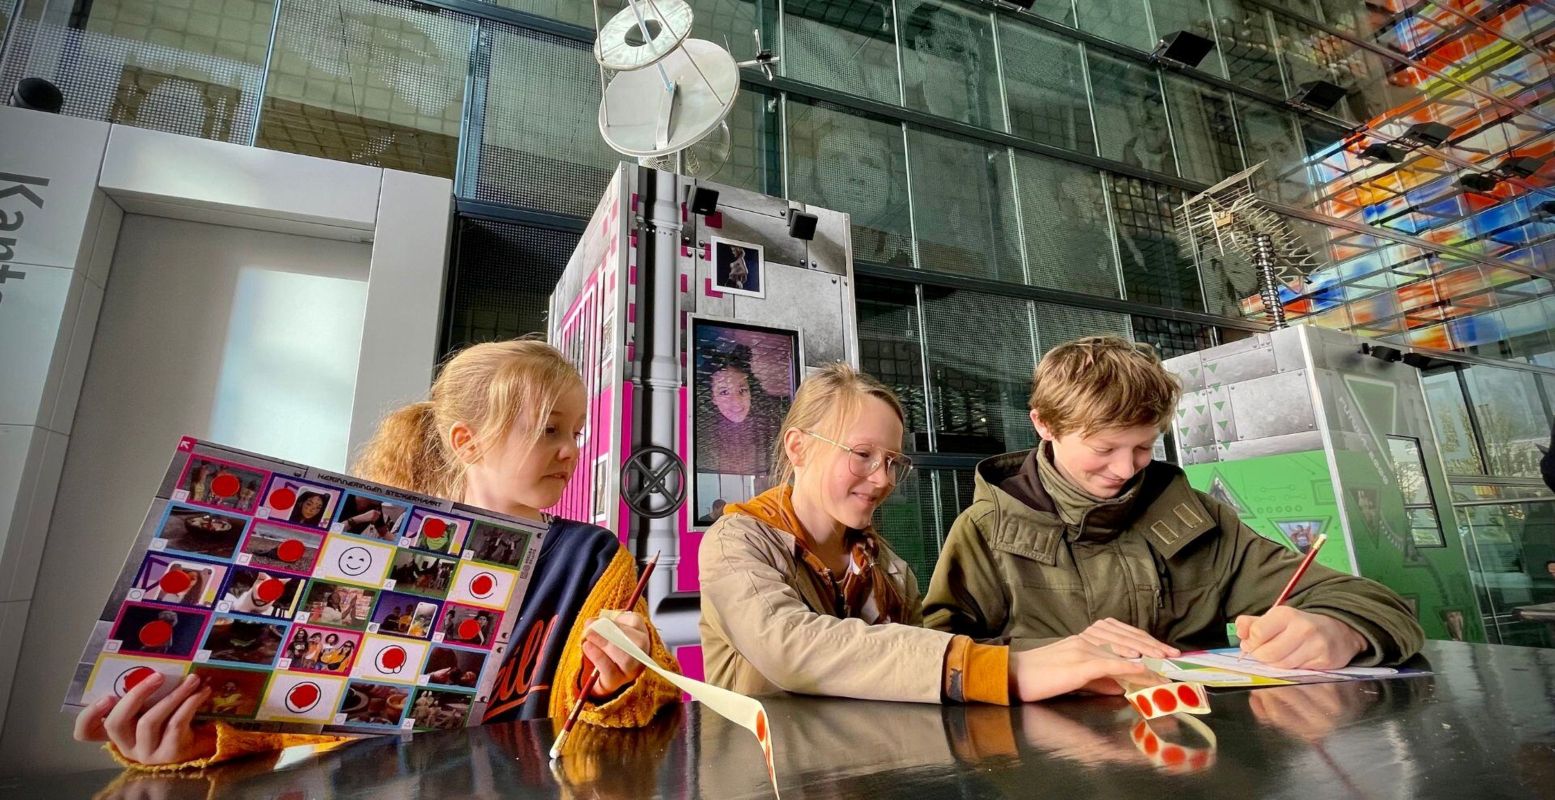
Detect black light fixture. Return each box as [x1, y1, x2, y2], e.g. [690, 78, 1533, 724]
[8, 77, 63, 113]
[998, 0, 1037, 8]
[787, 210, 818, 241]
[1402, 352, 1441, 370]
[1290, 80, 1346, 112]
[1458, 172, 1499, 193]
[1535, 200, 1555, 222]
[1361, 141, 1406, 163]
[1361, 343, 1404, 363]
[1401, 121, 1454, 148]
[689, 186, 719, 216]
[1151, 31, 1216, 69]
[1498, 153, 1546, 179]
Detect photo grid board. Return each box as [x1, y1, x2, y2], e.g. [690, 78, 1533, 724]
[63, 437, 546, 735]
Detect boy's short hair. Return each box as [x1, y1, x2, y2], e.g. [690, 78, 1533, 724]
[1029, 335, 1181, 438]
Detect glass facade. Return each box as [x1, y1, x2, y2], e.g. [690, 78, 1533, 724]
[8, 0, 1553, 609]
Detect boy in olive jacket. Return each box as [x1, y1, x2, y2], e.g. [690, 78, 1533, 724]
[924, 337, 1423, 668]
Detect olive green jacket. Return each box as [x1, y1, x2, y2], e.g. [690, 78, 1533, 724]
[923, 450, 1424, 666]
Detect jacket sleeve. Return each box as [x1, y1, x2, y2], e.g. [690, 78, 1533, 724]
[1207, 496, 1425, 667]
[109, 722, 348, 772]
[922, 506, 1009, 642]
[548, 545, 682, 728]
[699, 521, 957, 703]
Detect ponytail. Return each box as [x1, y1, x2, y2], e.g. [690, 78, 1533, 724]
[354, 400, 455, 497]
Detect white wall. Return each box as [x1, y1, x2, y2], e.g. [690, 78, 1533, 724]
[0, 106, 453, 777]
[0, 216, 370, 774]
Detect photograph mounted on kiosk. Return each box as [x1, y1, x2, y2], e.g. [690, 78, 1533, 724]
[689, 316, 803, 528]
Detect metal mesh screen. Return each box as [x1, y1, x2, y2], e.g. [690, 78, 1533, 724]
[1001, 19, 1095, 154]
[782, 0, 901, 105]
[473, 22, 620, 216]
[873, 467, 974, 593]
[1087, 51, 1176, 177]
[1130, 315, 1215, 359]
[0, 12, 266, 143]
[1015, 153, 1122, 297]
[1075, 0, 1154, 52]
[443, 216, 583, 355]
[257, 0, 469, 176]
[856, 278, 929, 448]
[1108, 175, 1205, 311]
[1034, 303, 1133, 354]
[897, 0, 1001, 129]
[1163, 74, 1244, 186]
[786, 98, 913, 268]
[908, 126, 1022, 283]
[921, 288, 1038, 455]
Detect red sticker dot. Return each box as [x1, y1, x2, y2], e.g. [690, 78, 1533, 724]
[269, 487, 297, 511]
[756, 711, 768, 741]
[211, 474, 240, 498]
[1189, 751, 1210, 769]
[158, 570, 193, 595]
[286, 682, 320, 712]
[382, 647, 407, 670]
[458, 619, 481, 640]
[1152, 687, 1179, 714]
[256, 578, 286, 604]
[423, 518, 448, 538]
[1162, 746, 1186, 766]
[470, 573, 496, 597]
[277, 540, 306, 563]
[138, 620, 174, 648]
[121, 666, 155, 692]
[1143, 733, 1160, 756]
[1131, 722, 1147, 742]
[1177, 684, 1199, 707]
[1135, 695, 1153, 717]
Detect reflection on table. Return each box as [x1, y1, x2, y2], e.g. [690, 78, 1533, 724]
[9, 642, 1555, 799]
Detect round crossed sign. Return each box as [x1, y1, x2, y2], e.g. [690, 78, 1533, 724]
[619, 446, 686, 519]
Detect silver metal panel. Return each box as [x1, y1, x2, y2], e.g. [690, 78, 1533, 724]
[1272, 326, 1307, 374]
[1182, 445, 1218, 466]
[1167, 352, 1206, 393]
[1177, 389, 1215, 449]
[732, 264, 850, 365]
[1228, 370, 1318, 439]
[1219, 430, 1326, 460]
[712, 204, 809, 269]
[1204, 344, 1279, 386]
[800, 202, 850, 277]
[1207, 384, 1237, 443]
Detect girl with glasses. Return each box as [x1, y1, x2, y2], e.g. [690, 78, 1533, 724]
[698, 363, 1157, 704]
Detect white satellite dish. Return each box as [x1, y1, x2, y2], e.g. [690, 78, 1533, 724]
[594, 0, 694, 71]
[598, 38, 739, 158]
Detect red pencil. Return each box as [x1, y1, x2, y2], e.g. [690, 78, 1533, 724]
[1240, 534, 1327, 661]
[549, 551, 659, 759]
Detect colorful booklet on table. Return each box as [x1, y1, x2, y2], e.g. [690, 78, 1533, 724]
[63, 437, 545, 734]
[1149, 648, 1433, 689]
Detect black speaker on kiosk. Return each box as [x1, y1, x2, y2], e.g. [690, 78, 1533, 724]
[788, 210, 818, 241]
[689, 186, 720, 216]
[1152, 31, 1215, 68]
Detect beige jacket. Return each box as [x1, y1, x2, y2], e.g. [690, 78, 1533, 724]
[698, 512, 956, 702]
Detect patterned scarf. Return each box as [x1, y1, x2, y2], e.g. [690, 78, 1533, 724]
[726, 485, 906, 624]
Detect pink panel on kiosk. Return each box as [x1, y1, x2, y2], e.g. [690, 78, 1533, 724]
[675, 645, 705, 701]
[677, 386, 701, 593]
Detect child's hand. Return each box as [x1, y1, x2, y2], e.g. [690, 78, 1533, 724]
[582, 612, 651, 698]
[73, 673, 217, 766]
[1009, 637, 1163, 702]
[1235, 606, 1366, 669]
[1077, 618, 1181, 659]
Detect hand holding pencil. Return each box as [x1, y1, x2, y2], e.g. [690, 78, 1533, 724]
[1233, 535, 1368, 671]
[551, 553, 659, 760]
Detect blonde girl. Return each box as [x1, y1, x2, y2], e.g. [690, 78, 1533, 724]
[76, 340, 680, 769]
[698, 364, 1155, 704]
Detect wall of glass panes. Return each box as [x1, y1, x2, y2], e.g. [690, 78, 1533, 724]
[8, 0, 1553, 583]
[1422, 365, 1555, 645]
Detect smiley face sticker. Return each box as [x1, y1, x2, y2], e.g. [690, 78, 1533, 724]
[317, 537, 393, 586]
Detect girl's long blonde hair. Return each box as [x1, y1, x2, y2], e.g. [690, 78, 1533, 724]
[771, 363, 906, 487]
[353, 339, 583, 499]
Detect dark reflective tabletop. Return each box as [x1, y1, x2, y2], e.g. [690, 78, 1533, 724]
[9, 642, 1555, 799]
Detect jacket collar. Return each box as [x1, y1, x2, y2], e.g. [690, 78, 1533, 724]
[971, 448, 1217, 562]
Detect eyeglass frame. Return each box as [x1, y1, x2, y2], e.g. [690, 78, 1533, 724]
[800, 430, 914, 483]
